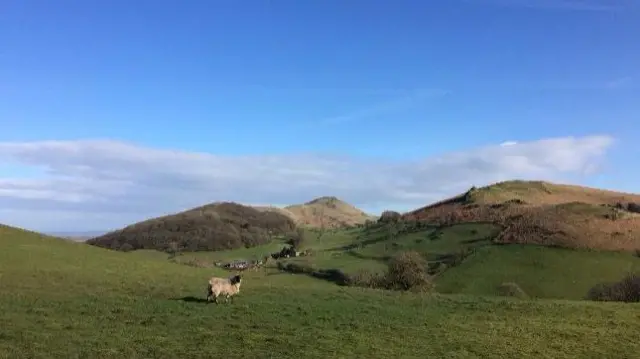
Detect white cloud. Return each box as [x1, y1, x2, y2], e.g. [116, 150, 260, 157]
[0, 135, 614, 232]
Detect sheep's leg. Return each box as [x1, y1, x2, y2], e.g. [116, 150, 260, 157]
[206, 285, 213, 303]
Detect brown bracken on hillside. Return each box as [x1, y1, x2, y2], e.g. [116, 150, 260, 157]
[403, 180, 640, 251]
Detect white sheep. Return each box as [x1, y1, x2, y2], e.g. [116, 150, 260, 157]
[206, 274, 242, 304]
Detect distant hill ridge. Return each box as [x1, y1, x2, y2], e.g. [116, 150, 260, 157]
[14, 179, 640, 253]
[303, 196, 341, 205]
[404, 180, 640, 251]
[86, 202, 296, 252]
[254, 196, 376, 229]
[86, 196, 375, 253]
[284, 196, 377, 228]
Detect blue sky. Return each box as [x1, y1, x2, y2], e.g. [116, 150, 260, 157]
[0, 0, 638, 232]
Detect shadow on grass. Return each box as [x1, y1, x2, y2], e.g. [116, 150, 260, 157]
[276, 262, 351, 286]
[171, 296, 209, 304]
[459, 237, 493, 245]
[325, 235, 390, 252]
[344, 250, 388, 262]
[266, 272, 290, 277]
[310, 268, 350, 285]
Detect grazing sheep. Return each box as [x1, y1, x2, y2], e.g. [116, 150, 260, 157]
[206, 274, 242, 304]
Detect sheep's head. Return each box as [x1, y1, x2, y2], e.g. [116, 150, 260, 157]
[230, 274, 242, 285]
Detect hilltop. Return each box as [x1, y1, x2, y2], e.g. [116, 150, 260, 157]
[86, 196, 372, 253]
[404, 180, 640, 251]
[256, 196, 376, 229]
[86, 202, 296, 252]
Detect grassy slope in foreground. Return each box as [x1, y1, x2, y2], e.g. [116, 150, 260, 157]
[1, 225, 640, 358]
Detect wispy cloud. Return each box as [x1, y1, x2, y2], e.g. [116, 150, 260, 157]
[0, 135, 614, 231]
[604, 77, 633, 90]
[316, 88, 450, 125]
[539, 77, 636, 91]
[469, 76, 637, 92]
[466, 0, 626, 12]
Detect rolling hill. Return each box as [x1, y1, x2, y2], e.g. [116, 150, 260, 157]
[403, 180, 640, 251]
[206, 220, 638, 300]
[256, 196, 377, 229]
[86, 202, 296, 252]
[2, 223, 639, 358]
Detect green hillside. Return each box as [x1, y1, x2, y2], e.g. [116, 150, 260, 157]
[436, 245, 640, 299]
[85, 201, 297, 252]
[2, 224, 639, 358]
[178, 221, 640, 300]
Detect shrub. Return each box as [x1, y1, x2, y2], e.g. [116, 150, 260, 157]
[627, 202, 640, 213]
[378, 210, 402, 224]
[119, 243, 134, 252]
[286, 228, 306, 250]
[384, 251, 433, 292]
[586, 282, 627, 302]
[497, 282, 528, 299]
[462, 186, 478, 203]
[634, 249, 640, 258]
[428, 231, 442, 241]
[276, 251, 434, 293]
[586, 273, 640, 303]
[273, 245, 297, 259]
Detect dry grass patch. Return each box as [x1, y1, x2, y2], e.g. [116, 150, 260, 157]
[283, 196, 376, 228]
[404, 181, 640, 252]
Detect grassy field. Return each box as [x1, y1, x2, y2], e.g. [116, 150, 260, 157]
[436, 245, 640, 299]
[275, 223, 499, 276]
[2, 225, 640, 358]
[171, 222, 640, 301]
